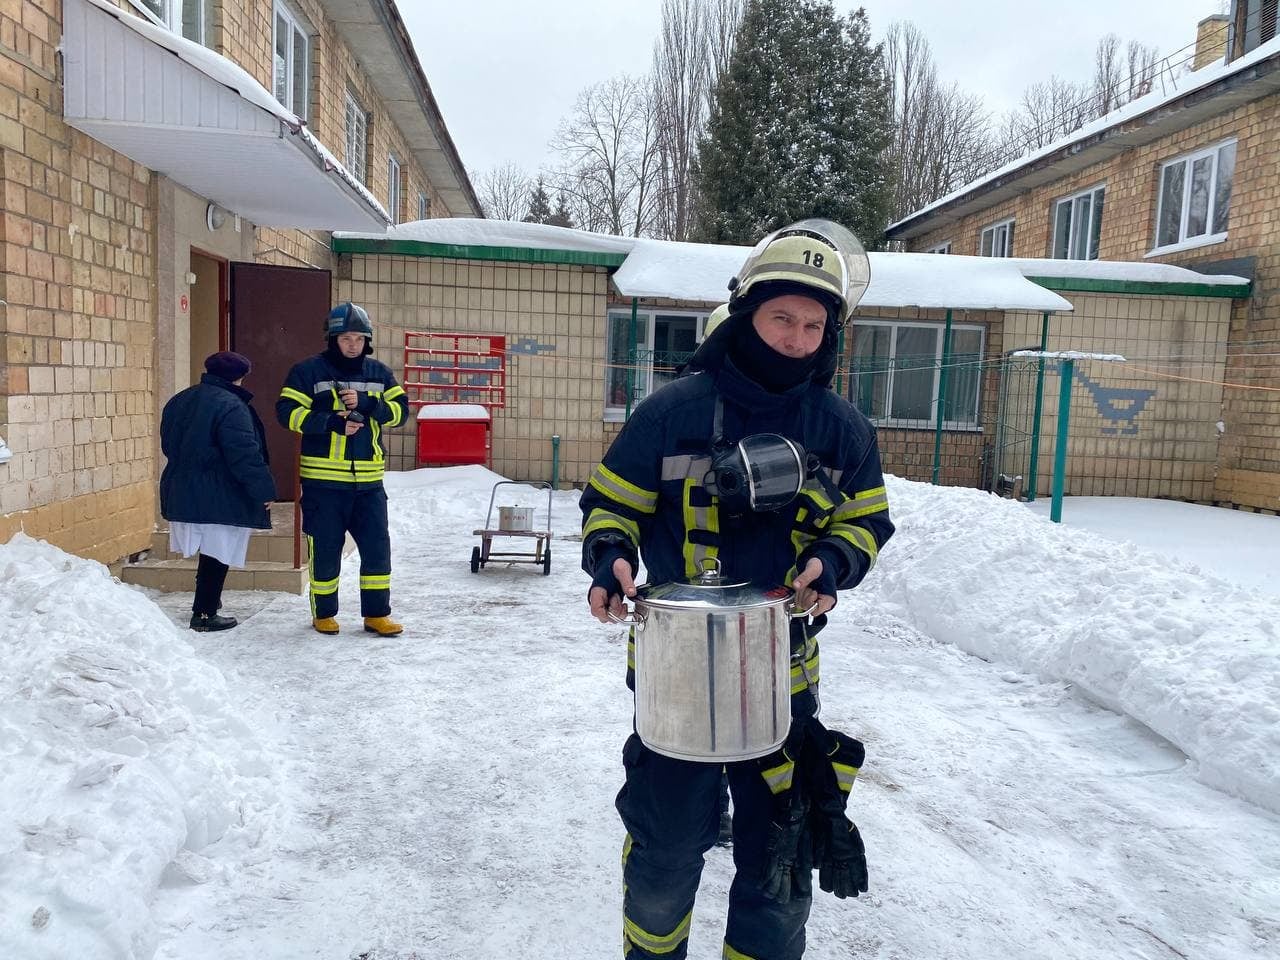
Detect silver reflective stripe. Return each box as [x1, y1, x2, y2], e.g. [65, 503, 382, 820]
[314, 380, 383, 394]
[662, 454, 712, 481]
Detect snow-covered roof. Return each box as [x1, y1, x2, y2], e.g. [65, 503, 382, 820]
[888, 34, 1280, 238]
[334, 218, 1254, 314]
[65, 0, 390, 229]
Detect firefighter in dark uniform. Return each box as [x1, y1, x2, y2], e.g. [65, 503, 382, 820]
[276, 302, 409, 636]
[581, 220, 895, 959]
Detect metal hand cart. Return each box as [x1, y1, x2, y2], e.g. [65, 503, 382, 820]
[470, 480, 553, 575]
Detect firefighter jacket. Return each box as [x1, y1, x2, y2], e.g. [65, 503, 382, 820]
[275, 353, 408, 488]
[580, 351, 894, 696]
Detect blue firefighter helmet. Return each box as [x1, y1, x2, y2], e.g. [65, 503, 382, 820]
[326, 302, 373, 354]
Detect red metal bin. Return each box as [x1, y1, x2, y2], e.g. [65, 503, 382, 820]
[416, 403, 491, 466]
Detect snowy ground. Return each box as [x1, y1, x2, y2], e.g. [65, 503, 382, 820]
[2, 468, 1278, 959]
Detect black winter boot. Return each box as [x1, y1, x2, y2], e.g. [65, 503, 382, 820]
[190, 613, 238, 632]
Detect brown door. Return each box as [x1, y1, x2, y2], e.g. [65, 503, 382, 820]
[230, 262, 331, 501]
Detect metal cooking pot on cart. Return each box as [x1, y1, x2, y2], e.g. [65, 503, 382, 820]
[612, 560, 815, 763]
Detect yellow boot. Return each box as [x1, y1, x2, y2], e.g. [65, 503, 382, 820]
[364, 615, 403, 637]
[313, 616, 340, 635]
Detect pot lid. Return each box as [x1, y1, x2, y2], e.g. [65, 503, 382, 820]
[636, 560, 793, 611]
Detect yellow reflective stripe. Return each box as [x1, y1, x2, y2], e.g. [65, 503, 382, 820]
[830, 525, 879, 564]
[760, 759, 795, 795]
[288, 406, 309, 432]
[584, 510, 640, 545]
[790, 653, 820, 694]
[360, 575, 390, 590]
[310, 576, 339, 595]
[833, 486, 889, 521]
[371, 418, 383, 461]
[621, 832, 633, 868]
[682, 477, 719, 578]
[280, 386, 312, 407]
[833, 761, 860, 793]
[627, 633, 635, 671]
[623, 911, 692, 955]
[589, 464, 658, 514]
[300, 456, 385, 473]
[724, 944, 761, 960]
[384, 385, 406, 427]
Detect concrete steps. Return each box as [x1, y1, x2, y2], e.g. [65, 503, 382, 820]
[120, 502, 310, 595]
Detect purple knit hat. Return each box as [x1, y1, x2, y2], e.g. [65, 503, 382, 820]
[205, 351, 252, 382]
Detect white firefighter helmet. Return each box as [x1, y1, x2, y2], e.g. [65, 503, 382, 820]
[701, 303, 731, 342]
[727, 219, 871, 327]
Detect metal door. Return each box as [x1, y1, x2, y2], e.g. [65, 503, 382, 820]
[229, 262, 331, 501]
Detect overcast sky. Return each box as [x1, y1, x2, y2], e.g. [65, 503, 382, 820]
[402, 0, 1231, 181]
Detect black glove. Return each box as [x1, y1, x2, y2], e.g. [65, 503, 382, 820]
[589, 545, 634, 601]
[803, 725, 869, 900]
[356, 392, 378, 415]
[798, 546, 841, 609]
[757, 719, 816, 903]
[760, 791, 812, 902]
[326, 413, 348, 433]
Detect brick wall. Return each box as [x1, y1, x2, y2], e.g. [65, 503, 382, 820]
[0, 1, 156, 562]
[335, 255, 613, 486]
[906, 90, 1280, 510]
[217, 0, 452, 271]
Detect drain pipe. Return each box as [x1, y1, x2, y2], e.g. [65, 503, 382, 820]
[550, 434, 560, 489]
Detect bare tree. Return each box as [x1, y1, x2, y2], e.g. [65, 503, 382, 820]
[1094, 34, 1158, 114]
[884, 21, 993, 222]
[549, 75, 662, 237]
[473, 162, 531, 221]
[650, 0, 743, 240]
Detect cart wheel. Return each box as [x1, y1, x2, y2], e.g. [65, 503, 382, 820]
[470, 545, 481, 574]
[542, 547, 552, 576]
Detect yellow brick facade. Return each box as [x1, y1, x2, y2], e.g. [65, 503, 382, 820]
[906, 89, 1280, 511]
[0, 0, 472, 562]
[335, 255, 614, 486]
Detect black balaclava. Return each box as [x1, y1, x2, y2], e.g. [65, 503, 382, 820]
[727, 280, 840, 393]
[324, 336, 368, 374]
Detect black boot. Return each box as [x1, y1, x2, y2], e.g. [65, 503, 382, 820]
[190, 613, 238, 632]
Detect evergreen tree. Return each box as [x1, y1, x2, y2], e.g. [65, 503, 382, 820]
[695, 0, 892, 248]
[547, 191, 575, 228]
[523, 177, 554, 224]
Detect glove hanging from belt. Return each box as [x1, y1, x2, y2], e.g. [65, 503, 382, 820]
[801, 723, 868, 899]
[756, 720, 813, 903]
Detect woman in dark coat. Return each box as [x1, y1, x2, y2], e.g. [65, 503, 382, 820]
[160, 351, 276, 631]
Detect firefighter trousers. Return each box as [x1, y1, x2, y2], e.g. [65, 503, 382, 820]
[616, 734, 811, 960]
[300, 483, 391, 619]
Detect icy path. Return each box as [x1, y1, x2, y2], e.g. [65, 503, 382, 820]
[146, 472, 1279, 959]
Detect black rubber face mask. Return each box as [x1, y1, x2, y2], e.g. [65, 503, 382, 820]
[704, 434, 807, 515]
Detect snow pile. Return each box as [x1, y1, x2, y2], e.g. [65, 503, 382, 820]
[0, 535, 282, 959]
[861, 477, 1280, 814]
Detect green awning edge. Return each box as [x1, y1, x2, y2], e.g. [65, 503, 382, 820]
[1025, 275, 1253, 299]
[331, 236, 628, 267]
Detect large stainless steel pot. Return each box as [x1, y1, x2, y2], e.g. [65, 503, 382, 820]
[615, 561, 810, 763]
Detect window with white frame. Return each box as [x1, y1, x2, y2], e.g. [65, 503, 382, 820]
[979, 219, 1015, 257]
[605, 309, 708, 412]
[1154, 140, 1236, 251]
[344, 91, 368, 185]
[130, 0, 210, 44]
[927, 241, 952, 254]
[849, 320, 985, 429]
[272, 1, 311, 121]
[1052, 185, 1105, 260]
[418, 192, 430, 221]
[387, 156, 402, 224]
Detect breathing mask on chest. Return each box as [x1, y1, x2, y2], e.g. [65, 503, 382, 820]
[704, 433, 809, 516]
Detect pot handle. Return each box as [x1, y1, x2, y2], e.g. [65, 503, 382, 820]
[607, 607, 646, 629]
[791, 601, 819, 619]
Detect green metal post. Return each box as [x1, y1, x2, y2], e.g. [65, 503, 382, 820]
[625, 297, 638, 420]
[931, 309, 953, 485]
[550, 434, 560, 489]
[1050, 358, 1074, 523]
[1026, 311, 1051, 502]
